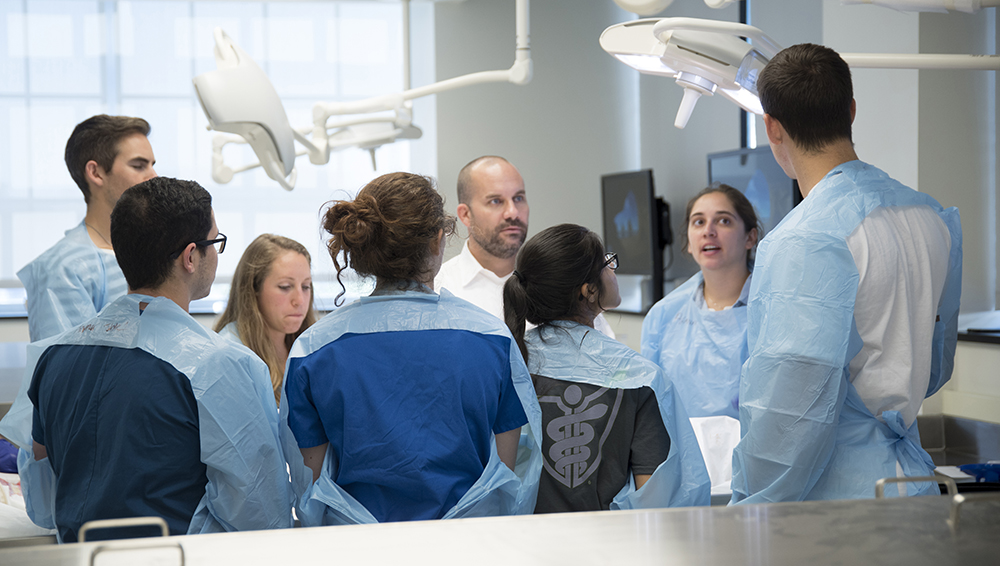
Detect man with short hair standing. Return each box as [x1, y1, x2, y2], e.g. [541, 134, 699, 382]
[730, 44, 962, 504]
[13, 177, 291, 541]
[18, 114, 157, 341]
[435, 156, 615, 337]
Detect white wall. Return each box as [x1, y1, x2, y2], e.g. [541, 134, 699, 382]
[433, 0, 639, 251]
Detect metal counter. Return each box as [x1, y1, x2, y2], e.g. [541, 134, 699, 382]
[2, 495, 998, 565]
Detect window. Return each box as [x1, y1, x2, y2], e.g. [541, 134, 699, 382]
[1, 1, 432, 310]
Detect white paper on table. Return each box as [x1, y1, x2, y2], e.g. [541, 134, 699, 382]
[689, 415, 741, 495]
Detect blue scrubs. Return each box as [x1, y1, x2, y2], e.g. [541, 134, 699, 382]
[280, 289, 542, 526]
[526, 321, 710, 509]
[731, 161, 962, 504]
[17, 222, 128, 342]
[1, 295, 292, 539]
[641, 272, 750, 419]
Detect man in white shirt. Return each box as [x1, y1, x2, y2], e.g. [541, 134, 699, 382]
[435, 156, 615, 337]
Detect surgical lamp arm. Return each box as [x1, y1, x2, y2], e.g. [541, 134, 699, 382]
[310, 0, 531, 158]
[841, 53, 1000, 71]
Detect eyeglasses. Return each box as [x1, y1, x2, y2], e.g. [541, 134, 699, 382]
[169, 233, 227, 259]
[603, 252, 618, 271]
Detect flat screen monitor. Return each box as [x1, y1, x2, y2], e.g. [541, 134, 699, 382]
[601, 169, 668, 314]
[707, 146, 801, 237]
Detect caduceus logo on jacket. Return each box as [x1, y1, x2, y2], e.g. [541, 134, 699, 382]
[539, 384, 623, 488]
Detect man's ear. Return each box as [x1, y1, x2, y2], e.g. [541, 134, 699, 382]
[850, 98, 857, 124]
[84, 160, 106, 188]
[456, 203, 473, 230]
[763, 114, 783, 146]
[179, 243, 199, 274]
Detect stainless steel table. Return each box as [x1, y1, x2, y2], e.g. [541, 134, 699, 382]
[2, 495, 997, 565]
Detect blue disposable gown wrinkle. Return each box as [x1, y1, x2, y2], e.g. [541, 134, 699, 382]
[0, 295, 293, 537]
[641, 272, 750, 419]
[17, 223, 128, 342]
[730, 161, 962, 504]
[278, 289, 542, 526]
[526, 321, 710, 509]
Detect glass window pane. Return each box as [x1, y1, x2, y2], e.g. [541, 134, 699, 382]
[25, 1, 102, 96]
[119, 1, 194, 97]
[1, 3, 28, 94]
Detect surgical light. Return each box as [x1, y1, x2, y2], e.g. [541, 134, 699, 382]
[193, 0, 533, 191]
[600, 18, 779, 128]
[602, 17, 1000, 130]
[612, 0, 675, 16]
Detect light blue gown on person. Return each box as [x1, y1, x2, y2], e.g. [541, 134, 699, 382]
[17, 222, 128, 342]
[278, 288, 543, 526]
[526, 321, 711, 509]
[216, 321, 241, 343]
[641, 271, 750, 420]
[0, 295, 293, 538]
[730, 161, 962, 504]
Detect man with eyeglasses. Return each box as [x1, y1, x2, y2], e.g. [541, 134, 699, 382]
[434, 155, 616, 337]
[18, 115, 158, 342]
[2, 177, 291, 542]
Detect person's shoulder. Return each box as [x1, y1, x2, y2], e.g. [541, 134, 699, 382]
[18, 225, 94, 280]
[648, 273, 701, 318]
[434, 248, 474, 291]
[437, 290, 511, 334]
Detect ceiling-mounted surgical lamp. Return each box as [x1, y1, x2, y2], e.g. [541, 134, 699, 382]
[600, 18, 779, 128]
[193, 0, 532, 191]
[601, 17, 1000, 130]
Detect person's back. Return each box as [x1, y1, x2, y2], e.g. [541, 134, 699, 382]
[281, 172, 540, 525]
[287, 290, 529, 522]
[730, 44, 962, 504]
[527, 329, 671, 513]
[12, 177, 291, 539]
[504, 224, 710, 511]
[848, 201, 951, 424]
[30, 308, 209, 542]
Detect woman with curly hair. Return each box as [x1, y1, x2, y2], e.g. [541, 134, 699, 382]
[280, 172, 541, 526]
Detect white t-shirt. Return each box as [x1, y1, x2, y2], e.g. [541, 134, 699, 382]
[435, 241, 616, 339]
[846, 205, 951, 428]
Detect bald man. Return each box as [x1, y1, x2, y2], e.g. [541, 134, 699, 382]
[435, 156, 615, 338]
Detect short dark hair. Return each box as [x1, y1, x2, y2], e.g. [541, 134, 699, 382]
[502, 224, 608, 363]
[757, 43, 853, 152]
[323, 172, 457, 305]
[110, 177, 213, 290]
[681, 184, 762, 271]
[456, 155, 511, 205]
[65, 114, 151, 203]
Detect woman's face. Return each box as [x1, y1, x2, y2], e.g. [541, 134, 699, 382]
[598, 257, 622, 312]
[686, 192, 755, 272]
[257, 251, 312, 337]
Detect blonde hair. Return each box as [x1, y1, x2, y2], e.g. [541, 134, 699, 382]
[215, 234, 317, 405]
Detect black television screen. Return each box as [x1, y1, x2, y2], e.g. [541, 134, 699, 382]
[601, 169, 667, 314]
[707, 146, 801, 237]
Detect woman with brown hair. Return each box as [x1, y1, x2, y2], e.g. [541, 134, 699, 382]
[279, 172, 541, 526]
[215, 234, 317, 406]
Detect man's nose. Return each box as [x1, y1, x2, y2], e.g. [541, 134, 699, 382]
[503, 200, 518, 218]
